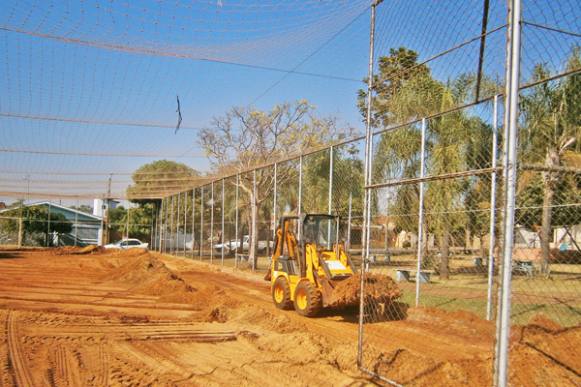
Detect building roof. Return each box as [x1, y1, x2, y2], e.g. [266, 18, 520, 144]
[0, 201, 102, 221]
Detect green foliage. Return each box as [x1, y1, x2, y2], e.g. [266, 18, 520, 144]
[1, 205, 72, 246]
[127, 160, 199, 204]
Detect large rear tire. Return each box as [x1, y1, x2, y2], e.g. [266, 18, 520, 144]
[272, 277, 293, 310]
[293, 281, 322, 317]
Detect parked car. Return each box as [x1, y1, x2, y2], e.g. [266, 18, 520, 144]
[105, 238, 148, 250]
[214, 235, 273, 254]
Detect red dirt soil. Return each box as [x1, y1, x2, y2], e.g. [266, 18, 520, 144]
[0, 247, 578, 386]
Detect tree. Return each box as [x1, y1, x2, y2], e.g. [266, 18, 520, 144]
[358, 47, 496, 278]
[519, 50, 581, 273]
[126, 160, 200, 204]
[199, 100, 350, 268]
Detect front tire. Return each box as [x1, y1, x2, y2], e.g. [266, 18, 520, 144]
[272, 277, 293, 310]
[293, 281, 322, 317]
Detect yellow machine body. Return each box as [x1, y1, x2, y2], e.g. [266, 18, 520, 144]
[266, 215, 356, 316]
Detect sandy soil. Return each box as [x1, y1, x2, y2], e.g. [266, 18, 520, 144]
[0, 247, 578, 386]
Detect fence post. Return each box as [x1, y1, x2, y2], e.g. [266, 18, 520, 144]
[328, 146, 333, 215]
[17, 207, 23, 247]
[298, 156, 303, 215]
[415, 118, 427, 307]
[46, 202, 51, 247]
[347, 192, 352, 251]
[273, 163, 277, 247]
[210, 181, 214, 264]
[252, 169, 257, 271]
[235, 174, 239, 268]
[486, 95, 499, 321]
[151, 202, 156, 250]
[495, 0, 522, 385]
[221, 179, 225, 266]
[358, 0, 379, 368]
[183, 191, 188, 256]
[191, 189, 195, 259]
[155, 198, 165, 254]
[176, 192, 181, 254]
[170, 195, 175, 255]
[200, 186, 204, 260]
[74, 199, 78, 246]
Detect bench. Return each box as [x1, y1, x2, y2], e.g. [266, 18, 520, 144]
[395, 268, 431, 284]
[513, 260, 534, 278]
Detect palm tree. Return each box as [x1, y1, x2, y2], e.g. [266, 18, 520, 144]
[519, 50, 581, 273]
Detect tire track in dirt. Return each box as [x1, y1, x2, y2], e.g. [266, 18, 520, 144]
[6, 311, 34, 386]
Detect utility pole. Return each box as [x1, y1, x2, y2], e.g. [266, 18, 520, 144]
[101, 174, 112, 246]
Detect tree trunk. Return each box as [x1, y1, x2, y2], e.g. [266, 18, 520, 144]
[540, 149, 559, 274]
[439, 225, 450, 279]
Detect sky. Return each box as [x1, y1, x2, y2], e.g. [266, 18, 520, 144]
[0, 0, 578, 205]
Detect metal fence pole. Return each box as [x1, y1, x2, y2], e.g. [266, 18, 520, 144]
[151, 202, 156, 250]
[252, 169, 257, 271]
[200, 186, 204, 260]
[496, 0, 522, 385]
[221, 179, 225, 266]
[273, 163, 277, 242]
[157, 199, 162, 252]
[414, 118, 427, 307]
[46, 202, 51, 247]
[160, 198, 165, 253]
[183, 191, 188, 256]
[347, 192, 353, 251]
[74, 199, 78, 246]
[357, 0, 378, 369]
[170, 195, 175, 255]
[191, 189, 195, 259]
[486, 95, 499, 321]
[328, 146, 333, 215]
[235, 174, 239, 268]
[176, 192, 181, 255]
[298, 156, 303, 215]
[210, 181, 214, 264]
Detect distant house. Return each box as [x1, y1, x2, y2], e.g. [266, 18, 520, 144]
[0, 202, 102, 246]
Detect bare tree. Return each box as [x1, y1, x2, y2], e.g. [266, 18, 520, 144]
[199, 100, 350, 268]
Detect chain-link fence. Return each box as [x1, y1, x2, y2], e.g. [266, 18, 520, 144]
[149, 1, 580, 386]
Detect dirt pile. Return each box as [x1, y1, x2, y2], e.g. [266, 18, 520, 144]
[102, 250, 200, 304]
[327, 273, 401, 308]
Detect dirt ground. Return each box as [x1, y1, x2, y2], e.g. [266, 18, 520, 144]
[0, 248, 578, 386]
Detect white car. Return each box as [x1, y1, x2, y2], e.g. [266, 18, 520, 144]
[214, 235, 273, 254]
[105, 238, 149, 250]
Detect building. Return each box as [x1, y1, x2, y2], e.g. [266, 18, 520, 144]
[0, 202, 103, 246]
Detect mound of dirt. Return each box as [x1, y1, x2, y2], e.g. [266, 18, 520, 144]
[102, 252, 201, 304]
[327, 273, 401, 308]
[72, 245, 105, 254]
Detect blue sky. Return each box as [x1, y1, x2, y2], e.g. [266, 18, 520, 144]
[0, 0, 578, 204]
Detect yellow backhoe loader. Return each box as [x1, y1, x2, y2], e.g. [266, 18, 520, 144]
[265, 214, 380, 316]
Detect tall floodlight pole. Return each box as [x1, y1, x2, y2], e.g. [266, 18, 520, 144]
[495, 1, 522, 386]
[357, 0, 381, 368]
